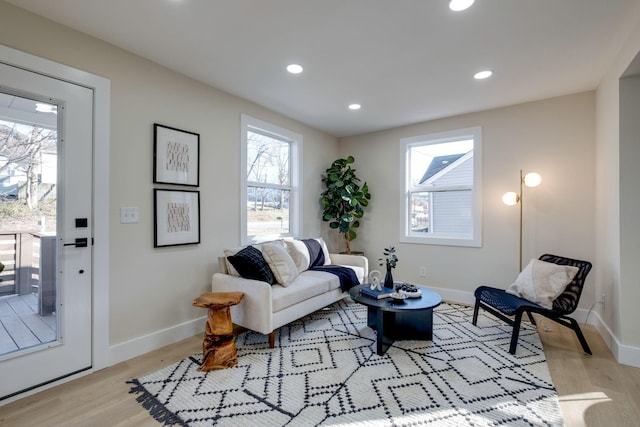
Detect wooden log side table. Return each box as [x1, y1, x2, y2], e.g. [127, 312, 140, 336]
[192, 291, 244, 371]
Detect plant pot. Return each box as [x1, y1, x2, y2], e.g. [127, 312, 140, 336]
[339, 251, 364, 256]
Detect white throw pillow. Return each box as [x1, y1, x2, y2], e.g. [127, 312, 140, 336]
[283, 237, 332, 271]
[261, 242, 299, 287]
[284, 239, 311, 273]
[506, 259, 579, 309]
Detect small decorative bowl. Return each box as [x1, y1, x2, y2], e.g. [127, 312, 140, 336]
[401, 289, 422, 298]
[390, 292, 407, 302]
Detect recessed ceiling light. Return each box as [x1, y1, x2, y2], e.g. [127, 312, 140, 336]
[474, 70, 493, 80]
[348, 104, 361, 110]
[286, 64, 303, 74]
[449, 0, 475, 11]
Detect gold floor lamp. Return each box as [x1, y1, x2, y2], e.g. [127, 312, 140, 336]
[502, 169, 542, 271]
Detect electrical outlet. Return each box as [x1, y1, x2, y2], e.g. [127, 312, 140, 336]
[601, 293, 606, 309]
[418, 266, 426, 277]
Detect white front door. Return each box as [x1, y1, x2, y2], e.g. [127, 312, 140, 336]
[0, 62, 93, 400]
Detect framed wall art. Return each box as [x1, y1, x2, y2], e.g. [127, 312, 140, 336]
[153, 123, 200, 186]
[154, 189, 201, 247]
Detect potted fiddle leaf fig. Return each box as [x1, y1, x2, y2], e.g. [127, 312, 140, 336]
[321, 156, 371, 254]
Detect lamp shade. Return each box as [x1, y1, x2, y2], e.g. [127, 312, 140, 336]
[523, 172, 542, 187]
[502, 191, 519, 206]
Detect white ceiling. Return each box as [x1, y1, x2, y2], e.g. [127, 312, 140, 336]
[5, 0, 640, 137]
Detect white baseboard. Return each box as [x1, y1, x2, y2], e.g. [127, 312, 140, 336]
[108, 316, 205, 366]
[589, 311, 640, 368]
[433, 286, 476, 306]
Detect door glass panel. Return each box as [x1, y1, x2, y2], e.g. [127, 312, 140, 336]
[0, 92, 58, 359]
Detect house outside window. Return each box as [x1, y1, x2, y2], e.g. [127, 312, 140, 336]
[241, 114, 301, 244]
[400, 126, 482, 247]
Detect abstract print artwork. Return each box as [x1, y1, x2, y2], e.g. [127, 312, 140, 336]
[154, 189, 200, 247]
[154, 123, 200, 186]
[166, 141, 190, 174]
[166, 202, 191, 233]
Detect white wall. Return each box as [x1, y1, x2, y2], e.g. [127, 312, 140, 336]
[595, 11, 640, 366]
[0, 2, 338, 359]
[339, 92, 597, 306]
[620, 75, 640, 346]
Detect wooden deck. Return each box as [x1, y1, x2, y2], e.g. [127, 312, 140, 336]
[0, 293, 56, 356]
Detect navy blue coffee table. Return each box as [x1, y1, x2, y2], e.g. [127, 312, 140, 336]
[349, 284, 442, 355]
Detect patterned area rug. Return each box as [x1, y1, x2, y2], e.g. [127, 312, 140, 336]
[129, 300, 563, 426]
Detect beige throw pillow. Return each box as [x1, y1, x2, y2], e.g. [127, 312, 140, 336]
[261, 242, 299, 287]
[506, 259, 579, 309]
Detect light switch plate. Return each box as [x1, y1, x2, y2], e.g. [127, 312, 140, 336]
[120, 207, 139, 224]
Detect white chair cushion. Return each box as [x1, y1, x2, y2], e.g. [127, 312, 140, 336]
[506, 259, 578, 309]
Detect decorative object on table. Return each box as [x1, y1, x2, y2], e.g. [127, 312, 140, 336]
[320, 155, 371, 254]
[154, 189, 200, 247]
[360, 286, 392, 299]
[379, 246, 398, 289]
[153, 123, 200, 187]
[396, 282, 422, 298]
[192, 291, 244, 370]
[501, 169, 542, 271]
[368, 269, 383, 291]
[129, 301, 563, 426]
[389, 292, 407, 302]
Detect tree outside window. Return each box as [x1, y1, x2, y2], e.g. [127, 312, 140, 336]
[241, 115, 300, 243]
[1, 118, 57, 233]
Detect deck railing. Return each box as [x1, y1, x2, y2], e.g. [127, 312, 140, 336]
[0, 232, 56, 315]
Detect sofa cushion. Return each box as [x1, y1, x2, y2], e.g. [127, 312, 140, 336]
[271, 270, 341, 312]
[261, 242, 299, 287]
[227, 246, 276, 285]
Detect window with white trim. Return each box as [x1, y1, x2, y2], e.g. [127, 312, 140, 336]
[241, 114, 301, 244]
[400, 127, 482, 247]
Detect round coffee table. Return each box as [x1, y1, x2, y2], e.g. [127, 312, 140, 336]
[349, 284, 442, 355]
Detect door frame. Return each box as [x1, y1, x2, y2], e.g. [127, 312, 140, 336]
[0, 44, 110, 390]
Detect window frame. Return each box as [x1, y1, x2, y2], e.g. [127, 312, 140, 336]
[241, 114, 301, 245]
[399, 126, 482, 247]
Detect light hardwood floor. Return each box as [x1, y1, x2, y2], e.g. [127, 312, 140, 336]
[0, 318, 639, 426]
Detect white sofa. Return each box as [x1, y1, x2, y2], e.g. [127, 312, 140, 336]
[211, 242, 368, 347]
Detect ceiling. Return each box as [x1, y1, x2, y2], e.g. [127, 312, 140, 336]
[5, 0, 640, 137]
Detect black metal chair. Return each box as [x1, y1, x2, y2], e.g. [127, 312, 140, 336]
[472, 254, 593, 355]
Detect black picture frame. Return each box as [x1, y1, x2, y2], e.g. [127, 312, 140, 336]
[154, 189, 201, 247]
[153, 123, 200, 186]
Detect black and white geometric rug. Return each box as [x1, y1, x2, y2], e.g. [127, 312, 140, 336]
[129, 300, 563, 426]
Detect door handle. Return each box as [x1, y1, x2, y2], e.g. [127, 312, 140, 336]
[63, 238, 88, 248]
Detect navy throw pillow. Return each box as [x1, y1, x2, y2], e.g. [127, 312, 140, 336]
[227, 246, 276, 284]
[301, 238, 325, 268]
